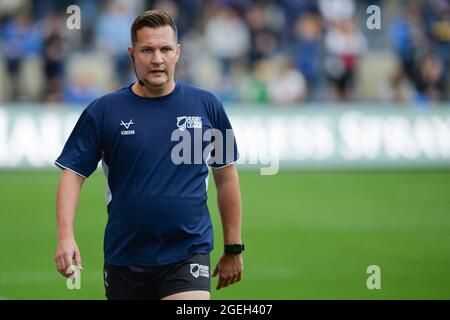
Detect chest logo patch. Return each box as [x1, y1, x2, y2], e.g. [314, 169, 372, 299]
[177, 116, 202, 131]
[120, 119, 135, 135]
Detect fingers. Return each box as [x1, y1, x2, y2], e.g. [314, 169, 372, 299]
[64, 253, 74, 276]
[216, 276, 225, 290]
[66, 264, 76, 280]
[55, 240, 83, 278]
[74, 250, 83, 271]
[55, 250, 77, 278]
[227, 273, 241, 286]
[55, 256, 64, 276]
[55, 256, 71, 278]
[223, 277, 232, 288]
[216, 276, 231, 290]
[216, 272, 242, 290]
[232, 273, 241, 284]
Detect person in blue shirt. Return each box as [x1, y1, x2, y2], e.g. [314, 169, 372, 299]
[54, 10, 244, 300]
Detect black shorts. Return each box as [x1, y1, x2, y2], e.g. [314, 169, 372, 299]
[103, 253, 211, 300]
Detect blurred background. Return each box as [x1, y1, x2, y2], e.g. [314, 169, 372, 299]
[0, 0, 449, 104]
[0, 0, 449, 300]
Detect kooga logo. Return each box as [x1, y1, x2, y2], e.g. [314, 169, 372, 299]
[120, 119, 135, 135]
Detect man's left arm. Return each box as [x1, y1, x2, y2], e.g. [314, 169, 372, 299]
[211, 163, 243, 290]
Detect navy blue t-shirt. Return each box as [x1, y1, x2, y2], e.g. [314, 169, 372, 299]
[55, 81, 239, 267]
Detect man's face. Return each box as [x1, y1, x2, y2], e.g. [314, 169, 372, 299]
[129, 26, 180, 91]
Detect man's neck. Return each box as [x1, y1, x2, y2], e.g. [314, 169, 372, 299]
[132, 81, 176, 98]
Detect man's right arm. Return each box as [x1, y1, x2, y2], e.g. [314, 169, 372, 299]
[55, 169, 85, 278]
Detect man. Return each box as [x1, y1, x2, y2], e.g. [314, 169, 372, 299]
[54, 10, 244, 300]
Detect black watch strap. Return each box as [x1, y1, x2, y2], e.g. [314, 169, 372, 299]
[224, 244, 245, 255]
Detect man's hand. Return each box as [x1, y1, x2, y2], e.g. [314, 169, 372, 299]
[55, 238, 83, 278]
[212, 254, 243, 290]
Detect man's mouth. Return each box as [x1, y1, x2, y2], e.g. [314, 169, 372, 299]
[149, 70, 165, 75]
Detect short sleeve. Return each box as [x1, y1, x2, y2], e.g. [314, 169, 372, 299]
[209, 100, 239, 169]
[54, 108, 102, 178]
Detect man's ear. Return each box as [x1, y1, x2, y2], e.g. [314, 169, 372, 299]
[128, 46, 134, 57]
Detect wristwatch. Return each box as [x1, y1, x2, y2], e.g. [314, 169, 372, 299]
[224, 244, 245, 255]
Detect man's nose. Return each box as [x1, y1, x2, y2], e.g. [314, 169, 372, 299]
[151, 50, 164, 65]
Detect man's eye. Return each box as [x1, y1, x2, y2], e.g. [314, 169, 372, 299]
[142, 48, 150, 53]
[162, 48, 172, 52]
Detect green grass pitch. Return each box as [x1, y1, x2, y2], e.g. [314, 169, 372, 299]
[1, 169, 449, 299]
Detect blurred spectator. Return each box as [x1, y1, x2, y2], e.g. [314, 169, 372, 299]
[95, 0, 136, 85]
[324, 19, 367, 101]
[239, 59, 270, 104]
[391, 2, 426, 83]
[379, 70, 415, 103]
[268, 57, 307, 105]
[293, 13, 324, 101]
[279, 0, 319, 40]
[42, 13, 65, 102]
[245, 4, 278, 65]
[391, 0, 449, 103]
[422, 0, 450, 100]
[1, 10, 42, 101]
[415, 53, 447, 102]
[319, 0, 355, 24]
[204, 4, 250, 76]
[63, 73, 103, 105]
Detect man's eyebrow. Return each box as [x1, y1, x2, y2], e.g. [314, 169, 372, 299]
[140, 42, 175, 47]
